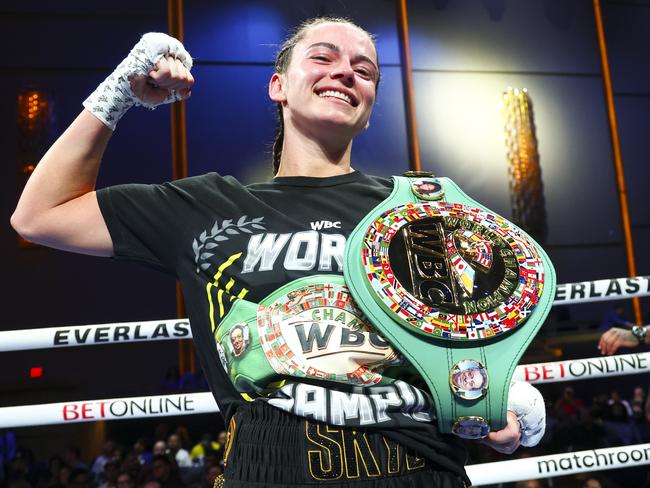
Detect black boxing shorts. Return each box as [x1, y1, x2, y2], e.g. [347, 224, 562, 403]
[220, 401, 467, 487]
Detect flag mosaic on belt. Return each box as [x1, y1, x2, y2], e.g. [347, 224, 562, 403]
[360, 202, 545, 342]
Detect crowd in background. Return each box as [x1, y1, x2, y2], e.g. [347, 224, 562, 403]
[2, 382, 650, 488]
[1, 426, 226, 488]
[2, 304, 649, 488]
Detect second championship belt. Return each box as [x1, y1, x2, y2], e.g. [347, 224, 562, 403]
[344, 174, 556, 438]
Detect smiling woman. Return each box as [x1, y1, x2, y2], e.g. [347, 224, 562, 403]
[11, 15, 545, 488]
[269, 17, 381, 177]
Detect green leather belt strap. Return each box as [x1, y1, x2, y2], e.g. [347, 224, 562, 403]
[343, 175, 556, 436]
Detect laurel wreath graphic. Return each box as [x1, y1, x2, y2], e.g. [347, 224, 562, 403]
[193, 215, 265, 272]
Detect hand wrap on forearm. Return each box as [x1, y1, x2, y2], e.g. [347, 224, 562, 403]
[82, 32, 193, 130]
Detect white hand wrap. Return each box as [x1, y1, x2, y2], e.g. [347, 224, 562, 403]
[83, 32, 193, 130]
[508, 380, 546, 447]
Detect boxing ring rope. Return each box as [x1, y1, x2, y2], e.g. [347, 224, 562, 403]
[466, 444, 650, 486]
[2, 274, 649, 353]
[0, 392, 648, 485]
[0, 392, 218, 429]
[2, 274, 649, 484]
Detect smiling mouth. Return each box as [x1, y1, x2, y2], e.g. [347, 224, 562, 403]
[316, 89, 357, 106]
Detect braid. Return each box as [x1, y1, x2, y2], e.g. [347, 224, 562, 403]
[270, 16, 380, 175]
[272, 103, 284, 175]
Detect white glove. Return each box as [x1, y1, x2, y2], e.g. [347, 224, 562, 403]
[508, 380, 546, 447]
[83, 32, 193, 130]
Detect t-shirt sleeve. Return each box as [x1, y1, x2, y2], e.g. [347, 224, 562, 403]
[96, 173, 250, 276]
[97, 181, 184, 274]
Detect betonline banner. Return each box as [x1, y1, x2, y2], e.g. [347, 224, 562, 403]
[467, 443, 650, 486]
[0, 392, 218, 428]
[512, 352, 650, 384]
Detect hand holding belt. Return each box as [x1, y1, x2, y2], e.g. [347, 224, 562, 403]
[343, 175, 556, 438]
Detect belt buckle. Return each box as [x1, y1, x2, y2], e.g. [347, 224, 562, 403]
[452, 416, 490, 439]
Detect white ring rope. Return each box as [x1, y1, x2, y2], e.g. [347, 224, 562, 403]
[0, 392, 218, 429]
[0, 318, 191, 352]
[466, 443, 650, 486]
[2, 275, 649, 353]
[512, 351, 650, 384]
[554, 274, 650, 306]
[0, 391, 647, 485]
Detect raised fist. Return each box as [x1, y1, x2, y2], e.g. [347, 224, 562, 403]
[130, 55, 194, 106]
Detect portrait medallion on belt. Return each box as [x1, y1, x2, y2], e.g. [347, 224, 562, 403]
[361, 202, 545, 340]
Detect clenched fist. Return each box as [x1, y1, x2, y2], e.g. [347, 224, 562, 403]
[83, 32, 193, 130]
[130, 55, 194, 105]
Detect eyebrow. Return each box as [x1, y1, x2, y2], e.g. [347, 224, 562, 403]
[306, 42, 379, 75]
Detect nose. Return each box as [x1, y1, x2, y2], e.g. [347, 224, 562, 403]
[330, 58, 355, 85]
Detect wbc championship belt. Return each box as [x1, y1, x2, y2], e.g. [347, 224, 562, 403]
[213, 275, 405, 397]
[343, 173, 556, 438]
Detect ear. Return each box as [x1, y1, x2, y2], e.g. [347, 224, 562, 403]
[269, 73, 287, 103]
[364, 120, 370, 130]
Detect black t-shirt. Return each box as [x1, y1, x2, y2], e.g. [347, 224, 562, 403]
[96, 170, 468, 479]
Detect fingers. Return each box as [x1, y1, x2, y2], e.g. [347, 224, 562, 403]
[598, 329, 612, 355]
[129, 75, 169, 105]
[148, 56, 194, 96]
[481, 411, 521, 454]
[598, 328, 635, 356]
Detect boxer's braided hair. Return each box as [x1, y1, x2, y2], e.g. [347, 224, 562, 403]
[271, 17, 380, 175]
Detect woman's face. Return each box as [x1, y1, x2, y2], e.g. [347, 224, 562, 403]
[271, 22, 379, 141]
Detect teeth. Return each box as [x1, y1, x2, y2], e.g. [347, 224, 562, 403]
[318, 90, 352, 104]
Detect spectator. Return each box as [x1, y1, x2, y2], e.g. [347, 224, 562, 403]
[167, 435, 191, 468]
[67, 468, 91, 488]
[54, 465, 71, 488]
[215, 431, 227, 453]
[62, 447, 87, 471]
[90, 441, 117, 478]
[554, 387, 586, 420]
[119, 451, 142, 483]
[189, 434, 220, 466]
[150, 454, 184, 488]
[115, 471, 136, 488]
[514, 480, 543, 488]
[97, 459, 120, 488]
[608, 391, 633, 418]
[133, 438, 153, 465]
[630, 386, 646, 422]
[604, 393, 641, 446]
[173, 427, 192, 453]
[152, 441, 167, 457]
[45, 455, 64, 488]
